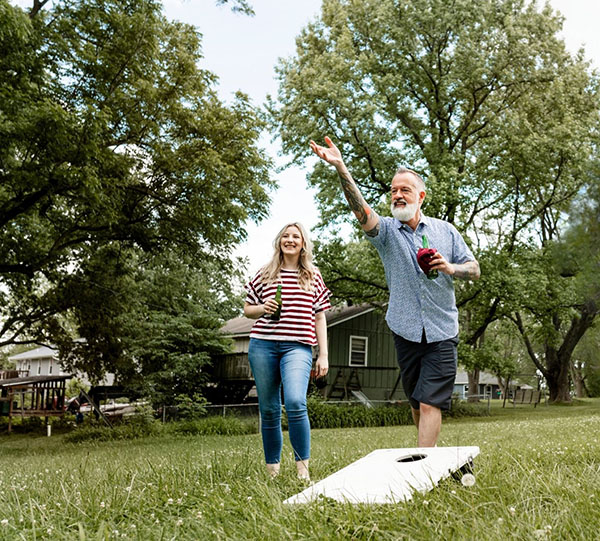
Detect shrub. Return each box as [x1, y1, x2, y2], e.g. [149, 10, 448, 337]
[304, 396, 413, 429]
[0, 416, 45, 434]
[172, 393, 208, 420]
[444, 396, 490, 418]
[64, 408, 162, 443]
[169, 416, 257, 436]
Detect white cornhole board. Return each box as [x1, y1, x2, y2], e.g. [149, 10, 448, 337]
[284, 446, 479, 504]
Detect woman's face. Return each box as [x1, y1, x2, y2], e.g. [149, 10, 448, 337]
[280, 226, 303, 259]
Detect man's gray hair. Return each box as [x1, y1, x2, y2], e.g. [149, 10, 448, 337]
[395, 167, 426, 192]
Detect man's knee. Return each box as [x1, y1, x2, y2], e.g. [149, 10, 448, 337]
[419, 402, 441, 415]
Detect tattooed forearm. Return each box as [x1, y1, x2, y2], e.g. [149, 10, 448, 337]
[338, 171, 370, 225]
[453, 261, 481, 281]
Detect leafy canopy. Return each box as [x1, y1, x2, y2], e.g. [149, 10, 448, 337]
[0, 0, 273, 387]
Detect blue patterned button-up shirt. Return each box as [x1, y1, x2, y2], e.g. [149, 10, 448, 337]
[366, 214, 475, 343]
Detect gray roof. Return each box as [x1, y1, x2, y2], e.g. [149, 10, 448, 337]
[221, 304, 378, 337]
[455, 371, 499, 385]
[8, 345, 57, 361]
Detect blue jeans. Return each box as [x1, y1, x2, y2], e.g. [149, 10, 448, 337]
[248, 339, 312, 463]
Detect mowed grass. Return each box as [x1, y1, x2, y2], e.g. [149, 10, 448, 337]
[1, 399, 599, 540]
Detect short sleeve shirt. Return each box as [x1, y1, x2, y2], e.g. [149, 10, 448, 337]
[366, 214, 475, 343]
[244, 268, 331, 346]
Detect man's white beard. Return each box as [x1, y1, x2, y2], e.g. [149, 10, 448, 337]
[391, 200, 419, 222]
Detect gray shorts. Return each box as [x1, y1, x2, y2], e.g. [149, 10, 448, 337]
[392, 331, 458, 411]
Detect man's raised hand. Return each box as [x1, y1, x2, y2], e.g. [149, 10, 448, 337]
[310, 136, 380, 235]
[310, 136, 344, 169]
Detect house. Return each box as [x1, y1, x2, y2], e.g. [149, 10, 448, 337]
[217, 305, 533, 405]
[453, 371, 502, 399]
[8, 345, 114, 387]
[453, 372, 538, 400]
[217, 305, 407, 403]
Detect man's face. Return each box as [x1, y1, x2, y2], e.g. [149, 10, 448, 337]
[390, 173, 425, 222]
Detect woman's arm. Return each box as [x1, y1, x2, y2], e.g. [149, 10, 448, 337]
[314, 311, 329, 377]
[244, 299, 280, 319]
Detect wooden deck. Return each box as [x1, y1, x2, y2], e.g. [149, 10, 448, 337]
[0, 374, 72, 432]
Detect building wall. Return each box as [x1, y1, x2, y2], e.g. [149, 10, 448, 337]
[229, 337, 250, 354]
[453, 382, 501, 399]
[15, 357, 114, 386]
[220, 310, 410, 401]
[326, 309, 406, 401]
[16, 357, 67, 377]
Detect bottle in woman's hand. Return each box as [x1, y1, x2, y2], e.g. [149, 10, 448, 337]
[269, 285, 283, 320]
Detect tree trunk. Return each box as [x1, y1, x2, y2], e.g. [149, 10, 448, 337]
[515, 300, 598, 404]
[497, 375, 510, 400]
[467, 369, 480, 402]
[545, 347, 572, 403]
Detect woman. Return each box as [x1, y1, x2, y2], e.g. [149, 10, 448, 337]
[244, 222, 331, 480]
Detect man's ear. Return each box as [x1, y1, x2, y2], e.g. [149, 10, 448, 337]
[419, 190, 426, 205]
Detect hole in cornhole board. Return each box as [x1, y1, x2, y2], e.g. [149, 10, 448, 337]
[396, 453, 427, 463]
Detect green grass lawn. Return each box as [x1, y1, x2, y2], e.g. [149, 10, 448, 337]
[1, 399, 599, 540]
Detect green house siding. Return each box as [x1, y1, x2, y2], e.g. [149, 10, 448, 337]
[326, 309, 407, 401]
[328, 310, 396, 368]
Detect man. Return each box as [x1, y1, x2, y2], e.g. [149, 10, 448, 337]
[310, 136, 480, 447]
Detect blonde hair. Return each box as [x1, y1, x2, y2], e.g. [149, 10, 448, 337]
[260, 222, 316, 291]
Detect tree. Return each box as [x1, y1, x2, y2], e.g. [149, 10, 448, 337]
[269, 0, 599, 401]
[0, 0, 273, 386]
[54, 248, 242, 403]
[510, 164, 600, 401]
[574, 325, 600, 397]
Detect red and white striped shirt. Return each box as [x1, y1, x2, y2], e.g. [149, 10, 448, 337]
[244, 268, 332, 346]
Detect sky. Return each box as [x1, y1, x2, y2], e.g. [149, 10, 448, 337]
[160, 0, 600, 276]
[162, 0, 325, 275]
[11, 0, 600, 276]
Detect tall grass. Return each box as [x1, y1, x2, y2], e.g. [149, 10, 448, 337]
[0, 399, 599, 540]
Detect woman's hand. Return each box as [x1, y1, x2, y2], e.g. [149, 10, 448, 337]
[244, 300, 278, 319]
[314, 355, 329, 378]
[262, 297, 280, 316]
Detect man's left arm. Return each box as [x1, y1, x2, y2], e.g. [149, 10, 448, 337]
[430, 254, 480, 280]
[430, 225, 481, 280]
[450, 260, 480, 280]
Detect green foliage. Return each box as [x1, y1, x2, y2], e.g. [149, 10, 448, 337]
[64, 411, 161, 443]
[0, 416, 47, 434]
[172, 394, 209, 420]
[65, 377, 89, 399]
[271, 0, 597, 229]
[303, 396, 414, 429]
[270, 0, 599, 401]
[574, 324, 600, 397]
[169, 416, 257, 436]
[314, 237, 387, 305]
[446, 395, 490, 418]
[216, 0, 255, 15]
[0, 0, 273, 388]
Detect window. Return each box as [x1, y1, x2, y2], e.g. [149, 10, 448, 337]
[37, 363, 41, 375]
[349, 336, 368, 367]
[49, 360, 53, 374]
